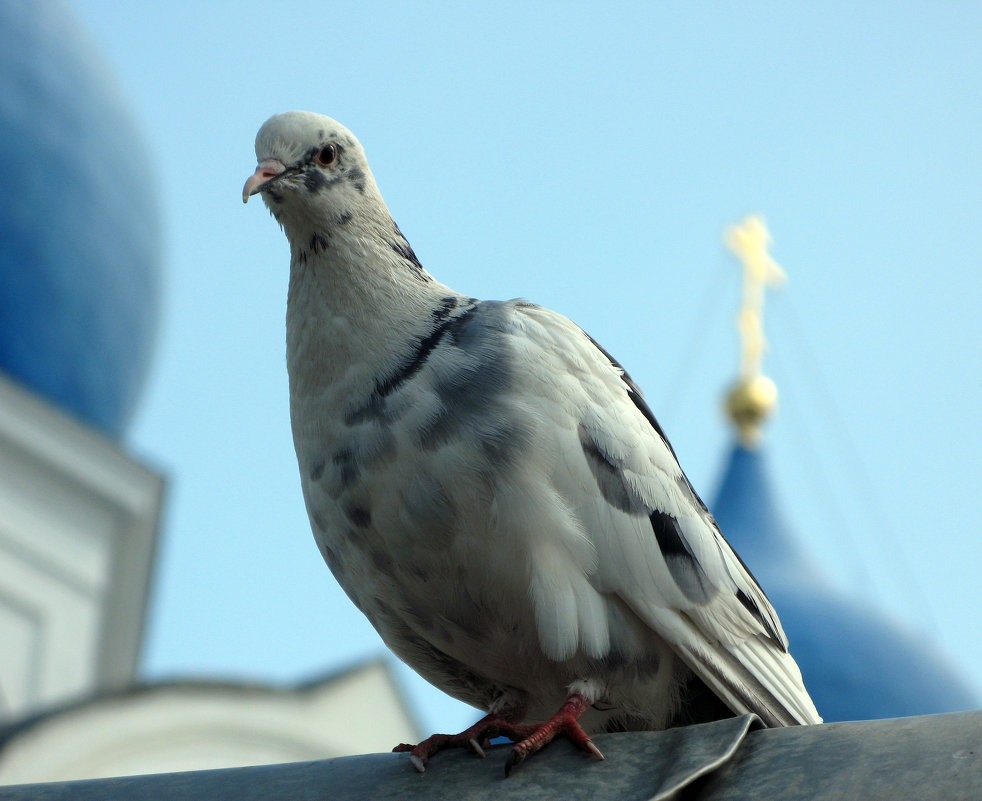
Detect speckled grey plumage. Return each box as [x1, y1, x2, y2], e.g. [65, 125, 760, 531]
[242, 111, 821, 740]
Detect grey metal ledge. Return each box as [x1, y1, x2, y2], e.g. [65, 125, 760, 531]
[1, 710, 980, 801]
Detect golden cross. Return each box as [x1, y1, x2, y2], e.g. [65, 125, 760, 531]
[725, 215, 786, 381]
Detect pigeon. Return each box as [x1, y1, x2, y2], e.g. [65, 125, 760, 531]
[243, 111, 821, 774]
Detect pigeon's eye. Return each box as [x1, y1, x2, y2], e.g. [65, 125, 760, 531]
[315, 144, 338, 166]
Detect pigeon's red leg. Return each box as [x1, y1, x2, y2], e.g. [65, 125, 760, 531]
[504, 691, 604, 776]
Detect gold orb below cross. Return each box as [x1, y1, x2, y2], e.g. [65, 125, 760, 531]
[725, 375, 778, 446]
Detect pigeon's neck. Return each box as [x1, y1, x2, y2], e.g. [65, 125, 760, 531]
[284, 211, 458, 399]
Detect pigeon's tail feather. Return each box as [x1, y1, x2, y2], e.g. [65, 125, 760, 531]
[674, 631, 822, 727]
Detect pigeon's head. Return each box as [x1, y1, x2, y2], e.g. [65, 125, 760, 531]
[243, 111, 378, 232]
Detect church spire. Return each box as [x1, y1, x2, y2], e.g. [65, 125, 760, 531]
[723, 215, 785, 446]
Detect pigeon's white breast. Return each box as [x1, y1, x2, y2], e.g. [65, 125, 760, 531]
[290, 300, 686, 724]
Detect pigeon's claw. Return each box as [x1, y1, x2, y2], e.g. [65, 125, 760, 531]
[504, 692, 604, 777]
[393, 731, 478, 773]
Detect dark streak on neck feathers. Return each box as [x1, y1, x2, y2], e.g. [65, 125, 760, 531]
[390, 224, 432, 283]
[346, 297, 476, 424]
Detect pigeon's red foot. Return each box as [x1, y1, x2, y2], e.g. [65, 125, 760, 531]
[504, 692, 604, 776]
[393, 709, 525, 773]
[393, 692, 604, 776]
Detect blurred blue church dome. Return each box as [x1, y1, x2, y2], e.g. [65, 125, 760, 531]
[0, 0, 161, 437]
[712, 442, 978, 721]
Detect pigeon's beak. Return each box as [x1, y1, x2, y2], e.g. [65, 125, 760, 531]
[242, 159, 287, 203]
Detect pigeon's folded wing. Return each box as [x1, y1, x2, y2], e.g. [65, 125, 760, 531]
[511, 302, 822, 727]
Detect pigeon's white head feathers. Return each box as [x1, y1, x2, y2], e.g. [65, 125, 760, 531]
[253, 111, 362, 168]
[243, 111, 381, 236]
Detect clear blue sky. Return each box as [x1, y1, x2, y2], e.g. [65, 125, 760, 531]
[71, 0, 981, 738]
